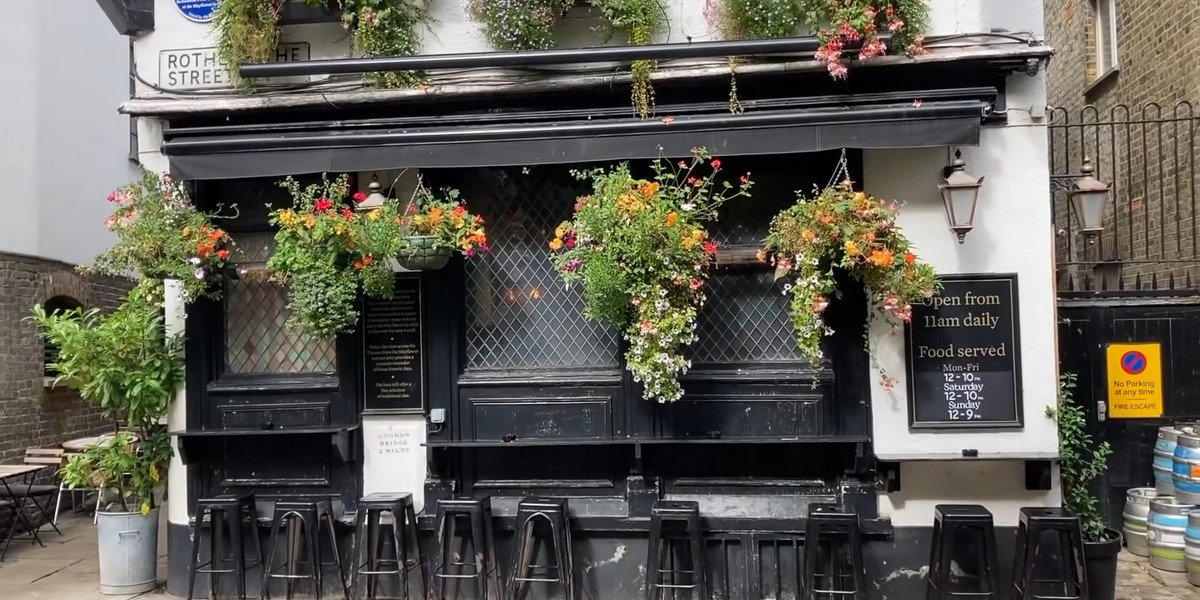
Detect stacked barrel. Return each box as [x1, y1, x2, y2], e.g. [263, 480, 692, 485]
[1130, 426, 1200, 583]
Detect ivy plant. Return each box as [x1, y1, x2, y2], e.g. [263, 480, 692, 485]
[592, 0, 666, 117]
[1046, 372, 1115, 542]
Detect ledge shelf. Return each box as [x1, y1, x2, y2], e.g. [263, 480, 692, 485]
[171, 425, 360, 464]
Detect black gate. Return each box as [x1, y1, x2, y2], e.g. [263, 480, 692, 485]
[1049, 103, 1200, 292]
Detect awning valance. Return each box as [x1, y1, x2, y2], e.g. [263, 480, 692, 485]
[163, 87, 996, 180]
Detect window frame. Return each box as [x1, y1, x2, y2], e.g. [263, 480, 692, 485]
[1093, 0, 1119, 77]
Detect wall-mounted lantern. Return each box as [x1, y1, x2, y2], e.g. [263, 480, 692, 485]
[939, 151, 985, 244]
[355, 175, 388, 213]
[1068, 157, 1111, 239]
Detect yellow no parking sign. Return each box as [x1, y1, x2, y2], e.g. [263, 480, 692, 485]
[1106, 343, 1164, 418]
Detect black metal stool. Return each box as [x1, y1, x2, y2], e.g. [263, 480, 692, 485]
[350, 493, 427, 600]
[926, 505, 1000, 599]
[645, 500, 707, 600]
[506, 497, 574, 600]
[262, 499, 350, 600]
[432, 496, 502, 600]
[187, 493, 264, 600]
[802, 504, 867, 600]
[1011, 507, 1088, 600]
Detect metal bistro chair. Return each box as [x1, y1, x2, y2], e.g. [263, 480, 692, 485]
[2, 449, 65, 536]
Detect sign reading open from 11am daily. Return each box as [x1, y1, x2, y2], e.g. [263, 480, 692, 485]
[1106, 342, 1164, 418]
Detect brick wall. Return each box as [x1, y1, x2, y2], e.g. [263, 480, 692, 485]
[0, 251, 134, 463]
[1044, 0, 1200, 291]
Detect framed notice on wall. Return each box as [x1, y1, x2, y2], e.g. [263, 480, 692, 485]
[905, 274, 1023, 429]
[361, 276, 425, 414]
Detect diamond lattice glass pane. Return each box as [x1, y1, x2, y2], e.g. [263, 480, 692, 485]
[224, 232, 336, 374]
[464, 168, 619, 370]
[693, 269, 802, 364]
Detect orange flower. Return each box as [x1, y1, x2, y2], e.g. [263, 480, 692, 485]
[666, 212, 678, 227]
[691, 229, 705, 241]
[904, 252, 916, 265]
[428, 207, 444, 225]
[353, 260, 365, 270]
[755, 249, 768, 262]
[549, 238, 564, 251]
[216, 249, 230, 261]
[801, 229, 816, 242]
[864, 231, 875, 242]
[362, 255, 373, 266]
[452, 205, 467, 217]
[868, 249, 895, 267]
[639, 181, 660, 197]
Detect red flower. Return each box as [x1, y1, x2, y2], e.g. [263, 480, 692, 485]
[216, 249, 230, 261]
[711, 158, 721, 169]
[702, 241, 718, 254]
[352, 192, 367, 203]
[341, 207, 355, 219]
[453, 205, 467, 217]
[740, 174, 750, 184]
[362, 255, 373, 266]
[314, 198, 334, 212]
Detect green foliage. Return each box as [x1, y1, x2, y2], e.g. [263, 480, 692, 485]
[467, 0, 572, 51]
[591, 0, 666, 117]
[267, 175, 406, 338]
[763, 180, 938, 387]
[213, 0, 283, 89]
[337, 0, 429, 87]
[90, 171, 233, 303]
[31, 283, 182, 514]
[1046, 372, 1115, 542]
[550, 150, 753, 402]
[708, 0, 804, 39]
[799, 0, 929, 78]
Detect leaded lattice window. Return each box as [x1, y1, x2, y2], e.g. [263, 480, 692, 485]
[223, 230, 337, 375]
[463, 168, 620, 371]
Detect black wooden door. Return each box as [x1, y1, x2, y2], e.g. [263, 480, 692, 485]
[1058, 295, 1200, 528]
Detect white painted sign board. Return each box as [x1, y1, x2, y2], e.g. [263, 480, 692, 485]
[158, 43, 311, 90]
[362, 416, 428, 513]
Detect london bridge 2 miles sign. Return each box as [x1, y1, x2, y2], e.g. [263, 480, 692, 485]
[905, 274, 1023, 429]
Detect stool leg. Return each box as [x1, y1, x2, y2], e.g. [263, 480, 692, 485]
[981, 522, 999, 596]
[187, 510, 207, 600]
[548, 517, 568, 600]
[508, 515, 535, 600]
[1069, 528, 1089, 600]
[563, 521, 576, 600]
[229, 508, 247, 600]
[484, 508, 502, 600]
[646, 517, 663, 600]
[1011, 520, 1028, 599]
[263, 515, 283, 600]
[326, 511, 350, 600]
[687, 519, 707, 600]
[350, 509, 366, 600]
[926, 517, 943, 600]
[404, 504, 428, 600]
[366, 510, 380, 600]
[392, 512, 409, 600]
[849, 522, 866, 599]
[433, 508, 449, 600]
[212, 510, 226, 600]
[469, 510, 489, 600]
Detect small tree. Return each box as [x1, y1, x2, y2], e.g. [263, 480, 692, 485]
[31, 282, 182, 514]
[1046, 372, 1114, 541]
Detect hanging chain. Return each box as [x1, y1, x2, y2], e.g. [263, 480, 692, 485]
[825, 148, 851, 189]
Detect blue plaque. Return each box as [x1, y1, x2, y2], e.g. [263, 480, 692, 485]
[173, 0, 220, 23]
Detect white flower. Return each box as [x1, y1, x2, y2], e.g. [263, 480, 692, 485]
[189, 257, 202, 265]
[681, 202, 695, 211]
[194, 268, 207, 280]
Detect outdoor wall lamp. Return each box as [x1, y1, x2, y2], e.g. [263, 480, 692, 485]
[939, 150, 985, 244]
[1068, 157, 1111, 240]
[355, 174, 388, 213]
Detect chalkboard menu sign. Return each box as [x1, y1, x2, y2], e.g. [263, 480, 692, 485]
[362, 277, 424, 413]
[905, 274, 1023, 429]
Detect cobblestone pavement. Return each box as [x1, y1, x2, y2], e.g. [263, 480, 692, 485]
[0, 514, 1198, 599]
[1118, 551, 1200, 600]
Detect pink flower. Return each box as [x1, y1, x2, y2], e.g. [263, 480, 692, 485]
[353, 192, 367, 203]
[314, 198, 334, 212]
[702, 241, 718, 254]
[710, 158, 721, 169]
[563, 257, 582, 272]
[827, 61, 849, 80]
[860, 37, 887, 60]
[689, 278, 703, 290]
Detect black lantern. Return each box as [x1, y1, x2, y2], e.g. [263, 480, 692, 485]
[939, 151, 985, 244]
[1068, 157, 1110, 238]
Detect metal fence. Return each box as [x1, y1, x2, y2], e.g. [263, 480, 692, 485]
[1049, 102, 1200, 292]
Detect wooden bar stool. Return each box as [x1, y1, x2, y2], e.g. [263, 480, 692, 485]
[186, 493, 263, 600]
[802, 504, 867, 600]
[645, 500, 706, 600]
[506, 497, 574, 600]
[432, 496, 502, 600]
[926, 504, 1000, 599]
[349, 493, 427, 600]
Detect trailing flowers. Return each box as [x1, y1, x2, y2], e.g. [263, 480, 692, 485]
[268, 175, 405, 338]
[91, 171, 233, 303]
[804, 0, 929, 79]
[550, 150, 753, 403]
[399, 184, 490, 256]
[761, 180, 937, 388]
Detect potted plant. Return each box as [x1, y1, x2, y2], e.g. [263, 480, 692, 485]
[89, 171, 233, 304]
[761, 179, 938, 388]
[268, 174, 407, 338]
[549, 149, 753, 402]
[1046, 372, 1120, 600]
[31, 283, 182, 595]
[394, 183, 490, 271]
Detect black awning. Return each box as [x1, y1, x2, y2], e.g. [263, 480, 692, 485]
[163, 87, 995, 180]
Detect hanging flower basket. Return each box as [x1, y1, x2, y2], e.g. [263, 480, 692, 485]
[396, 235, 454, 271]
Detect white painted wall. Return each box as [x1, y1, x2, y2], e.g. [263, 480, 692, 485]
[864, 71, 1061, 524]
[0, 0, 137, 266]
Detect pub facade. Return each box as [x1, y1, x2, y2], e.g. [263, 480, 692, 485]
[99, 0, 1061, 597]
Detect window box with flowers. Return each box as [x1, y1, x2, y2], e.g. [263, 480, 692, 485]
[761, 179, 938, 388]
[549, 149, 753, 403]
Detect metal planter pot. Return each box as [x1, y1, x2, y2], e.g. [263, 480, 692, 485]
[96, 508, 159, 595]
[396, 235, 453, 271]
